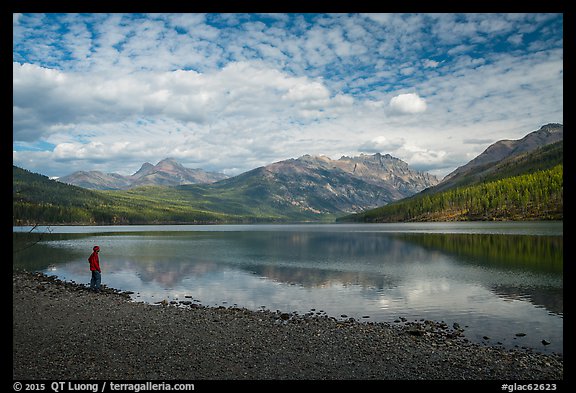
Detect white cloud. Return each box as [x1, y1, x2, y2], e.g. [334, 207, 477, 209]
[13, 59, 368, 175]
[507, 34, 523, 46]
[423, 59, 440, 68]
[388, 93, 427, 115]
[358, 136, 406, 153]
[400, 144, 447, 166]
[12, 13, 563, 179]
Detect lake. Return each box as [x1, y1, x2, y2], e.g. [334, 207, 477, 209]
[13, 222, 563, 355]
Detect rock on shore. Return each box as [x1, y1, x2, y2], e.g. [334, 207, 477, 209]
[13, 271, 563, 381]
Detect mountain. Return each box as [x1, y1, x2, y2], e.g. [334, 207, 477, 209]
[13, 165, 241, 225]
[57, 158, 228, 190]
[435, 123, 563, 192]
[58, 153, 439, 215]
[55, 170, 133, 190]
[15, 152, 439, 225]
[181, 153, 439, 216]
[130, 158, 229, 188]
[338, 123, 563, 223]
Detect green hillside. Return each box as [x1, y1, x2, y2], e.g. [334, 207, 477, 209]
[424, 140, 563, 195]
[13, 166, 279, 225]
[338, 142, 563, 223]
[12, 166, 325, 225]
[339, 164, 563, 222]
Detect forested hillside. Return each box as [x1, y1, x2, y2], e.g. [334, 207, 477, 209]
[425, 139, 563, 195]
[339, 164, 563, 222]
[12, 166, 263, 225]
[339, 133, 563, 223]
[13, 163, 347, 225]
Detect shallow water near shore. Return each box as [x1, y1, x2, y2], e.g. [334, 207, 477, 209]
[13, 222, 563, 355]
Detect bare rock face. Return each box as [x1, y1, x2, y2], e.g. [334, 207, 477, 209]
[237, 153, 439, 214]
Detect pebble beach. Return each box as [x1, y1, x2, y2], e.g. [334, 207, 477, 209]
[13, 271, 563, 382]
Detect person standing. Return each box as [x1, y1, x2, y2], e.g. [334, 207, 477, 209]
[88, 245, 102, 292]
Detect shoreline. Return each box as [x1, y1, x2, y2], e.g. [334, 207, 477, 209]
[13, 270, 563, 381]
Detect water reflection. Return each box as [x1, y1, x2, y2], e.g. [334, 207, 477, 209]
[13, 230, 563, 312]
[13, 225, 563, 354]
[396, 233, 562, 273]
[396, 233, 563, 316]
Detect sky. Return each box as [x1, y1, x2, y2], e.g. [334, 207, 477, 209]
[12, 13, 563, 180]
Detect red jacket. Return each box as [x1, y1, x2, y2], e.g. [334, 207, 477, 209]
[88, 251, 101, 272]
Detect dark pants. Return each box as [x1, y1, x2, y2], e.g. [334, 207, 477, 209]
[90, 270, 101, 291]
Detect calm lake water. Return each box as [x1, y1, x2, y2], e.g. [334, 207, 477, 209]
[13, 222, 563, 355]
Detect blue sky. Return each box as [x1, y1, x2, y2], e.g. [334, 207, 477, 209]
[13, 13, 563, 179]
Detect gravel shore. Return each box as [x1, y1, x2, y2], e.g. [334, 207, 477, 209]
[13, 271, 563, 382]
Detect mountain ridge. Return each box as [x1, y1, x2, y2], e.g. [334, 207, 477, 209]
[57, 157, 229, 190]
[338, 123, 563, 223]
[13, 150, 439, 224]
[179, 152, 439, 216]
[56, 153, 439, 213]
[440, 123, 562, 187]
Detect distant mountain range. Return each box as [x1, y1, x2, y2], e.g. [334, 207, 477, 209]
[15, 152, 439, 224]
[56, 153, 440, 214]
[57, 153, 439, 206]
[57, 157, 229, 190]
[13, 123, 562, 225]
[186, 153, 439, 215]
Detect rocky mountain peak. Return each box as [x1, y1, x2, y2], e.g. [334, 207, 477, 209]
[132, 162, 154, 178]
[58, 158, 228, 190]
[357, 152, 404, 168]
[368, 152, 394, 160]
[154, 157, 187, 173]
[539, 123, 563, 134]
